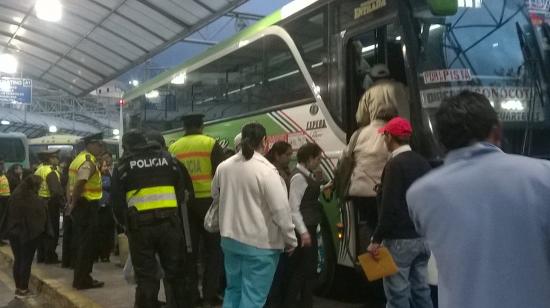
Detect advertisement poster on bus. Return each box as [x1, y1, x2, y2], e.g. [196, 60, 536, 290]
[0, 77, 32, 104]
[527, 0, 550, 24]
[420, 86, 544, 122]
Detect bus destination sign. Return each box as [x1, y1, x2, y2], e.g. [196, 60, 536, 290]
[355, 0, 387, 19]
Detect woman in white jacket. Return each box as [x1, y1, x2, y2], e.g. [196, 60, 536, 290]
[212, 123, 297, 308]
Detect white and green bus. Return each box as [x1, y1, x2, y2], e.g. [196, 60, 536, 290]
[0, 133, 29, 169]
[123, 0, 550, 295]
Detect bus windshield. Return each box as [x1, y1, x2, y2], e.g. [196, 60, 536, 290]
[0, 136, 27, 168]
[416, 0, 550, 157]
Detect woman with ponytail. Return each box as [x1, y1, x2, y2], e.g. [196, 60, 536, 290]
[212, 123, 297, 308]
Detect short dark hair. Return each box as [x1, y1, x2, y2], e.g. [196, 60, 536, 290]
[389, 134, 410, 146]
[296, 143, 322, 164]
[435, 91, 499, 151]
[265, 141, 292, 163]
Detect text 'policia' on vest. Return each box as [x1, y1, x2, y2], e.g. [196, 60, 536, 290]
[119, 145, 178, 212]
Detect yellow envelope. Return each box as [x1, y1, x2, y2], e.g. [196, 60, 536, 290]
[358, 247, 399, 281]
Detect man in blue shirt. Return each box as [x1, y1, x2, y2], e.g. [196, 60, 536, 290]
[407, 91, 550, 308]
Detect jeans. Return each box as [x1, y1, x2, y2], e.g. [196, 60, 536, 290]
[10, 236, 40, 290]
[222, 238, 280, 308]
[383, 238, 433, 308]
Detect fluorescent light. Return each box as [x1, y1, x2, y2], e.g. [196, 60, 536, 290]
[49, 125, 58, 133]
[1, 120, 10, 125]
[501, 100, 524, 111]
[36, 0, 62, 22]
[145, 90, 159, 99]
[430, 24, 442, 31]
[0, 54, 18, 74]
[362, 44, 377, 53]
[12, 17, 22, 23]
[129, 79, 139, 87]
[396, 36, 402, 41]
[281, 0, 319, 19]
[112, 129, 120, 136]
[171, 72, 186, 85]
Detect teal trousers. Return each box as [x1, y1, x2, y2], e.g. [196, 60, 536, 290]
[221, 237, 281, 308]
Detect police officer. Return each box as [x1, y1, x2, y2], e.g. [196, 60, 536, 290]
[168, 114, 225, 307]
[111, 130, 192, 308]
[0, 157, 10, 246]
[35, 149, 64, 264]
[68, 133, 105, 290]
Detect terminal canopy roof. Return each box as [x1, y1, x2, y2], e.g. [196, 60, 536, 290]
[0, 0, 247, 96]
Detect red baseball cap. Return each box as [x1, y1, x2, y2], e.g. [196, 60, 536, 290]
[378, 117, 412, 137]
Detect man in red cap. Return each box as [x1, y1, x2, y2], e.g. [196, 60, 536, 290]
[367, 117, 433, 308]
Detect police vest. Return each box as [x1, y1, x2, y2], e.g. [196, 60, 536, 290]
[0, 175, 10, 197]
[120, 149, 178, 212]
[169, 134, 215, 198]
[68, 151, 102, 201]
[35, 164, 57, 198]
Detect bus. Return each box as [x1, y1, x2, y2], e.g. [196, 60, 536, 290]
[0, 133, 29, 169]
[29, 134, 120, 165]
[123, 0, 550, 295]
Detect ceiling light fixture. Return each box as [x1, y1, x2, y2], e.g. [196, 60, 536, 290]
[36, 0, 62, 22]
[0, 54, 18, 74]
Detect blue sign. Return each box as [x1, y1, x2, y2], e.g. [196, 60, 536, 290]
[0, 78, 32, 104]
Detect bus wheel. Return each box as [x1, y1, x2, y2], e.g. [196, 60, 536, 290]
[315, 213, 336, 297]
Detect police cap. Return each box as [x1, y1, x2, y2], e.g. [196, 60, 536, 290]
[122, 130, 147, 150]
[81, 132, 104, 145]
[181, 113, 205, 129]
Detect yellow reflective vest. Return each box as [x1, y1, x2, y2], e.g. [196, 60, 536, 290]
[68, 151, 102, 201]
[169, 134, 215, 198]
[35, 164, 58, 198]
[0, 175, 10, 197]
[126, 186, 178, 212]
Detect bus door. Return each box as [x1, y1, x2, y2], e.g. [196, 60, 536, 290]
[343, 19, 408, 136]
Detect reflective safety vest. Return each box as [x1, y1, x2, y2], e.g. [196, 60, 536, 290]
[68, 151, 102, 201]
[0, 175, 10, 197]
[126, 186, 178, 212]
[35, 164, 56, 198]
[169, 134, 215, 198]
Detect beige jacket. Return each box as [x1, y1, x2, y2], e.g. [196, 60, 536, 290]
[356, 79, 409, 126]
[348, 120, 391, 197]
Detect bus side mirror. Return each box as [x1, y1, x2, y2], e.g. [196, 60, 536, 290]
[427, 0, 458, 16]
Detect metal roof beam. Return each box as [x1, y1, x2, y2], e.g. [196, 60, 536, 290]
[0, 30, 107, 79]
[194, 0, 215, 14]
[39, 0, 132, 80]
[226, 11, 265, 21]
[0, 18, 121, 73]
[87, 0, 168, 43]
[182, 38, 218, 46]
[134, 0, 191, 29]
[78, 0, 249, 97]
[0, 2, 148, 54]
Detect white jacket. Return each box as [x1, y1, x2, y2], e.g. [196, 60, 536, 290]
[348, 120, 391, 197]
[212, 152, 298, 250]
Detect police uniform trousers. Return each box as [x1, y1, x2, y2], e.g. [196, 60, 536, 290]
[71, 198, 100, 287]
[127, 208, 190, 308]
[61, 213, 75, 268]
[187, 197, 222, 305]
[37, 198, 61, 263]
[96, 205, 115, 260]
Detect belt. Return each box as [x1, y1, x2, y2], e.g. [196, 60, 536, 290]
[136, 208, 178, 224]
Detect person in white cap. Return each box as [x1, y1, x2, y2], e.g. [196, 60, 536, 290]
[355, 63, 409, 127]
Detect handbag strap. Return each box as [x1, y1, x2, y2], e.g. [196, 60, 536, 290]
[347, 128, 362, 155]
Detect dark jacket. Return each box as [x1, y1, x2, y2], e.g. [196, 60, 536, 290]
[372, 150, 431, 243]
[0, 178, 51, 243]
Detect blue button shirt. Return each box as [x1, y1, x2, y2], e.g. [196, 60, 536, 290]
[407, 143, 550, 308]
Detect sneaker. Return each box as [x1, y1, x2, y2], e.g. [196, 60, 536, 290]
[15, 289, 35, 299]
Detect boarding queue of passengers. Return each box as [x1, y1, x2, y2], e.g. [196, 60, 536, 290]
[0, 64, 549, 308]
